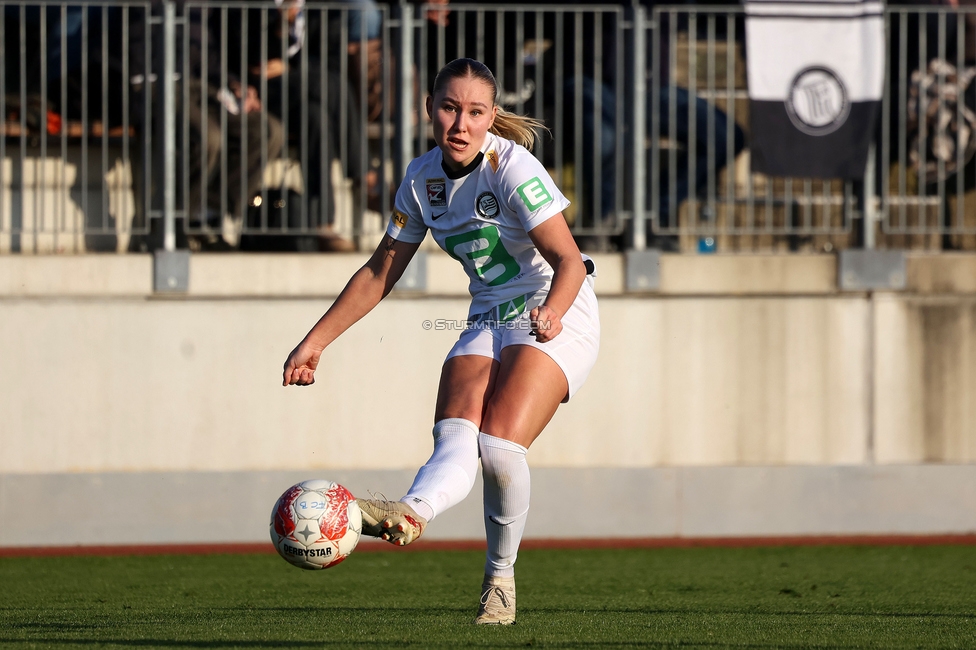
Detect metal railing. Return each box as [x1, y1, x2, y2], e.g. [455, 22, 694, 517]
[407, 3, 639, 248]
[0, 0, 152, 253]
[882, 6, 976, 251]
[2, 2, 976, 254]
[651, 6, 857, 254]
[176, 1, 394, 252]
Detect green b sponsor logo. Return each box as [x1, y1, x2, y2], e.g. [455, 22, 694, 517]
[444, 225, 521, 287]
[516, 176, 553, 212]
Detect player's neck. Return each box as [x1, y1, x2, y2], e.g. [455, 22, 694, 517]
[442, 151, 485, 179]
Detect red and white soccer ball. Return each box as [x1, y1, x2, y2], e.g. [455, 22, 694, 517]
[270, 479, 363, 570]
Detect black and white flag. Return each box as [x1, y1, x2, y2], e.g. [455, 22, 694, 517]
[745, 0, 885, 179]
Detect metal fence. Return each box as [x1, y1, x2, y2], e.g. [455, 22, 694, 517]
[408, 4, 638, 246]
[882, 6, 976, 251]
[651, 5, 858, 254]
[2, 2, 976, 254]
[175, 1, 396, 252]
[0, 0, 152, 253]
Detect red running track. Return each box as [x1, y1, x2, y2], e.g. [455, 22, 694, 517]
[2, 535, 976, 558]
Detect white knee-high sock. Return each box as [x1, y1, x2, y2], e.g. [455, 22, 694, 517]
[479, 432, 530, 578]
[401, 418, 480, 521]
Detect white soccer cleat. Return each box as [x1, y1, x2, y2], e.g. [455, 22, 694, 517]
[355, 497, 427, 546]
[475, 575, 516, 625]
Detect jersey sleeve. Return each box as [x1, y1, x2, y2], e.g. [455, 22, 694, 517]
[385, 170, 428, 244]
[499, 149, 570, 232]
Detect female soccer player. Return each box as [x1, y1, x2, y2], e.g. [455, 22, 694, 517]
[282, 58, 600, 625]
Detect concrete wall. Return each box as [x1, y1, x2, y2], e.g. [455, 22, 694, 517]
[1, 253, 975, 545]
[875, 294, 976, 463]
[4, 466, 976, 546]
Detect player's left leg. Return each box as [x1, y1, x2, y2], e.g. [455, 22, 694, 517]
[475, 344, 568, 625]
[474, 279, 600, 624]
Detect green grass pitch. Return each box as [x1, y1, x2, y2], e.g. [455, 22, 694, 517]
[1, 544, 975, 648]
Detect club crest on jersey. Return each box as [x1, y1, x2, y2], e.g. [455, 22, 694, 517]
[476, 192, 500, 219]
[426, 178, 447, 207]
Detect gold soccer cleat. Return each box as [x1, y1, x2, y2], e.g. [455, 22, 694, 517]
[356, 497, 427, 546]
[475, 575, 516, 625]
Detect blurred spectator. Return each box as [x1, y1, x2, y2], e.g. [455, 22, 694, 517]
[230, 0, 374, 251]
[455, 0, 743, 251]
[571, 2, 744, 251]
[127, 1, 284, 251]
[346, 0, 386, 123]
[374, 0, 453, 99]
[3, 6, 104, 129]
[885, 0, 976, 248]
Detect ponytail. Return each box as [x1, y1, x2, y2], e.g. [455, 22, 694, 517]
[490, 107, 548, 151]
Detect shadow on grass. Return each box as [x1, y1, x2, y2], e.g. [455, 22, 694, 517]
[3, 642, 352, 648]
[208, 604, 976, 620]
[0, 639, 882, 649]
[527, 607, 976, 620]
[0, 623, 117, 630]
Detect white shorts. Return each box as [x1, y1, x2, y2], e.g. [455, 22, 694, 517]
[445, 276, 600, 402]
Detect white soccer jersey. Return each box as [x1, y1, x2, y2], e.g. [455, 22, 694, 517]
[387, 132, 570, 317]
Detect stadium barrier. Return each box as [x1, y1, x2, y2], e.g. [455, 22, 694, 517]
[2, 3, 976, 253]
[882, 6, 976, 252]
[0, 1, 151, 253]
[2, 252, 976, 543]
[650, 5, 859, 254]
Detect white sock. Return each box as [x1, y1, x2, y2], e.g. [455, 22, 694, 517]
[400, 418, 480, 521]
[479, 432, 530, 578]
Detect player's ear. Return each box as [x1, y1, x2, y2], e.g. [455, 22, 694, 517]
[489, 105, 498, 129]
[426, 95, 433, 120]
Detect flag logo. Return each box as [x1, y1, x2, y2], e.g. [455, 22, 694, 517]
[785, 66, 850, 136]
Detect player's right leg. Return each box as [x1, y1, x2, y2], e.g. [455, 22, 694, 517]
[358, 352, 498, 546]
[356, 498, 427, 545]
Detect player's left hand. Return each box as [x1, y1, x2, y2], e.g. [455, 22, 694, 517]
[529, 305, 562, 343]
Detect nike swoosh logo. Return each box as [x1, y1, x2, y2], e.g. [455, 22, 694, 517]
[432, 211, 448, 220]
[488, 516, 513, 527]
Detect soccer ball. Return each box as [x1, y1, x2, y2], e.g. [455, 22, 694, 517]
[270, 479, 363, 570]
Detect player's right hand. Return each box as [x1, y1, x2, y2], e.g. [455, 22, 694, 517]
[282, 341, 322, 386]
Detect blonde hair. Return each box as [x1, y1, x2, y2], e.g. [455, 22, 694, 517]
[431, 58, 547, 151]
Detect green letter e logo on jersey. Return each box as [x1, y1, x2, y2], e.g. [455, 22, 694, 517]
[516, 176, 553, 212]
